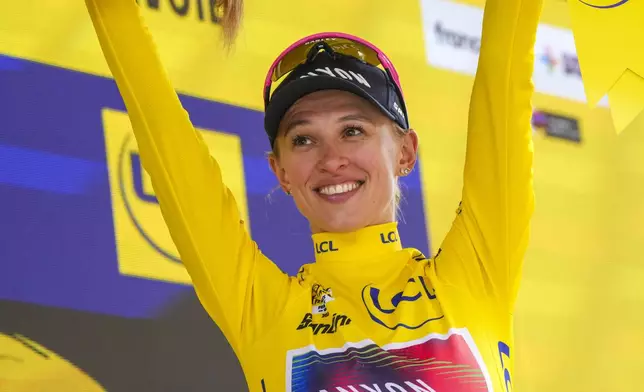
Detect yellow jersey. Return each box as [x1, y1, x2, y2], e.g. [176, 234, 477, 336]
[85, 0, 539, 390]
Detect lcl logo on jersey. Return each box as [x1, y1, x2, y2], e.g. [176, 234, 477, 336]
[315, 240, 338, 254]
[102, 108, 248, 284]
[362, 275, 444, 330]
[380, 230, 398, 244]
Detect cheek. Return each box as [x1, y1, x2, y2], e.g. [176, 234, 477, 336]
[282, 154, 314, 187]
[372, 135, 399, 171]
[353, 141, 396, 182]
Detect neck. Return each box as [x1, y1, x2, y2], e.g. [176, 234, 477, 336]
[309, 207, 397, 235]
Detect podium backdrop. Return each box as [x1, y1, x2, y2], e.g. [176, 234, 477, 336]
[1, 0, 643, 391]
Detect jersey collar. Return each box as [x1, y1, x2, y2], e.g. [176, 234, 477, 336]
[311, 222, 402, 264]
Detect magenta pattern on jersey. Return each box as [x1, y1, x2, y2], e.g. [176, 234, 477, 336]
[290, 333, 488, 392]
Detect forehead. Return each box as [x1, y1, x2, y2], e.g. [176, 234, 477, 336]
[281, 90, 383, 125]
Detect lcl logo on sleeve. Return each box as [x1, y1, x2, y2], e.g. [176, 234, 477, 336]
[101, 108, 249, 284]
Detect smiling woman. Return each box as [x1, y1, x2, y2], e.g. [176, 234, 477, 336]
[268, 90, 418, 233]
[85, 0, 542, 390]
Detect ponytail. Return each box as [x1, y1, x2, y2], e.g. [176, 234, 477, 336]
[216, 0, 243, 47]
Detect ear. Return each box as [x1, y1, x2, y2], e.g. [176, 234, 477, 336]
[398, 129, 419, 174]
[268, 152, 291, 193]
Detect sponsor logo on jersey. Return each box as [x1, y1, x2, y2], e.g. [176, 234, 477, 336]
[315, 240, 339, 254]
[102, 108, 248, 284]
[380, 230, 399, 244]
[362, 275, 443, 330]
[311, 283, 335, 316]
[296, 312, 352, 335]
[286, 328, 493, 392]
[498, 341, 513, 392]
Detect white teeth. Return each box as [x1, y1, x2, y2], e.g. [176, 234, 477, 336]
[318, 181, 361, 195]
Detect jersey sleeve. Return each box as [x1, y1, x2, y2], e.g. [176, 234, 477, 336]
[431, 0, 541, 308]
[85, 0, 296, 351]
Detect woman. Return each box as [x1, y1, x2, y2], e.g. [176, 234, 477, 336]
[86, 0, 540, 390]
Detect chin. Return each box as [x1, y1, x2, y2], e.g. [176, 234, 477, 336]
[300, 190, 393, 233]
[315, 213, 369, 233]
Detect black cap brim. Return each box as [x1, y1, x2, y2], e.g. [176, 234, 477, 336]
[264, 76, 399, 146]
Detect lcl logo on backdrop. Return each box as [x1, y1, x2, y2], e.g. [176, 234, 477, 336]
[102, 108, 249, 284]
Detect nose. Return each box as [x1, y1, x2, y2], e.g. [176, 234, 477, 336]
[316, 141, 349, 173]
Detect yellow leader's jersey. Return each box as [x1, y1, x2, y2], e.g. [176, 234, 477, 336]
[85, 0, 540, 390]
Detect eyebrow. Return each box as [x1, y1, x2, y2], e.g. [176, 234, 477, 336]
[338, 113, 373, 124]
[282, 113, 374, 137]
[283, 118, 310, 136]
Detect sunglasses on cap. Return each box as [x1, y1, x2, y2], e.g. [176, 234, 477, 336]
[263, 32, 406, 111]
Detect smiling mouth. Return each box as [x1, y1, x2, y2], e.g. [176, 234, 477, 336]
[315, 180, 365, 196]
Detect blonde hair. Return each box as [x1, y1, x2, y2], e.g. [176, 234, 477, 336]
[216, 0, 244, 47]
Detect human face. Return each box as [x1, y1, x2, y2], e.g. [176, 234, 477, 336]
[269, 90, 418, 234]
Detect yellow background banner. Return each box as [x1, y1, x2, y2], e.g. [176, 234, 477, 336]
[2, 1, 644, 391]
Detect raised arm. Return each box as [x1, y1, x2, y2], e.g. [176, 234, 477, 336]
[433, 0, 542, 307]
[85, 0, 293, 350]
